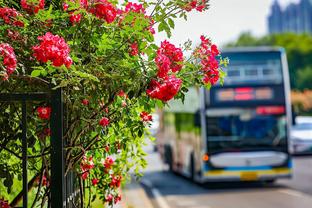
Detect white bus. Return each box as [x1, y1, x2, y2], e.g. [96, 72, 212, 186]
[158, 47, 292, 183]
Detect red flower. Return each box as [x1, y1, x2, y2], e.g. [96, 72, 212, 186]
[21, 0, 45, 14]
[0, 7, 24, 27]
[99, 117, 110, 127]
[0, 43, 17, 78]
[114, 194, 122, 204]
[43, 128, 51, 136]
[129, 42, 139, 56]
[182, 0, 208, 12]
[105, 194, 113, 203]
[0, 198, 10, 208]
[89, 0, 117, 23]
[82, 99, 89, 105]
[117, 90, 128, 98]
[37, 107, 51, 120]
[110, 175, 122, 187]
[80, 155, 95, 171]
[140, 112, 153, 122]
[81, 171, 89, 180]
[155, 40, 184, 78]
[203, 70, 220, 85]
[92, 178, 99, 186]
[103, 156, 114, 169]
[69, 12, 82, 25]
[146, 75, 182, 102]
[125, 2, 145, 14]
[32, 32, 72, 68]
[211, 44, 220, 56]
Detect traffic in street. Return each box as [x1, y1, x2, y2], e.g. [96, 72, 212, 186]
[141, 144, 312, 208]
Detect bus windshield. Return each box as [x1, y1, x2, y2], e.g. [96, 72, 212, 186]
[206, 108, 287, 153]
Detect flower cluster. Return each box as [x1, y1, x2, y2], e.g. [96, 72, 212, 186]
[183, 0, 208, 12]
[0, 7, 24, 27]
[156, 40, 184, 78]
[110, 174, 122, 188]
[129, 42, 139, 56]
[37, 107, 51, 120]
[32, 32, 72, 68]
[89, 0, 117, 23]
[146, 75, 182, 102]
[63, 0, 88, 25]
[105, 193, 122, 205]
[103, 156, 114, 169]
[140, 112, 152, 122]
[0, 43, 17, 79]
[147, 40, 184, 102]
[125, 2, 146, 14]
[80, 155, 94, 180]
[195, 35, 220, 85]
[21, 0, 45, 14]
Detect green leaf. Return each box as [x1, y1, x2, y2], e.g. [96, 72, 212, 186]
[31, 70, 41, 77]
[168, 18, 175, 29]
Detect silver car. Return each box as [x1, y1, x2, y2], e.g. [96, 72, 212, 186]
[290, 116, 312, 155]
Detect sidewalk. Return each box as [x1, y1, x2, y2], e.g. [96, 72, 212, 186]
[120, 180, 154, 208]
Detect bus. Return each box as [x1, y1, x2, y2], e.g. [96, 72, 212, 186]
[157, 47, 292, 183]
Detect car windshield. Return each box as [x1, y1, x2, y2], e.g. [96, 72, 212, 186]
[292, 123, 312, 130]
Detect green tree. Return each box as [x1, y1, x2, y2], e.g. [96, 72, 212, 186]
[227, 32, 312, 90]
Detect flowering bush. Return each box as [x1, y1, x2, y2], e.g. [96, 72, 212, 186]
[0, 0, 228, 207]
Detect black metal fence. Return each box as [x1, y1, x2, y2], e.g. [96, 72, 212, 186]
[0, 89, 80, 208]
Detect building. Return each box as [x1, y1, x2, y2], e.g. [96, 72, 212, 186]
[268, 0, 312, 34]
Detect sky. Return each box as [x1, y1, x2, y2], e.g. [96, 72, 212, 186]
[154, 0, 300, 47]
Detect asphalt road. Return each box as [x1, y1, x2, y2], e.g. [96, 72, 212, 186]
[141, 144, 312, 208]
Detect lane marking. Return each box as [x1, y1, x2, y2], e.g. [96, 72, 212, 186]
[278, 189, 305, 198]
[151, 188, 171, 208]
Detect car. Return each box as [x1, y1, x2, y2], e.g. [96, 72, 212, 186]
[290, 116, 312, 155]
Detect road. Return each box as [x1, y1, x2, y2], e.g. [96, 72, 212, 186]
[141, 144, 312, 208]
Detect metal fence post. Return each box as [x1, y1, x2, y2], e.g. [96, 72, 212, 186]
[50, 88, 65, 208]
[22, 101, 28, 208]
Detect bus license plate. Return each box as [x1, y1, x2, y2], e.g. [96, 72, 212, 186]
[240, 172, 258, 181]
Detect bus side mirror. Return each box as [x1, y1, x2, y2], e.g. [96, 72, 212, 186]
[194, 110, 201, 127]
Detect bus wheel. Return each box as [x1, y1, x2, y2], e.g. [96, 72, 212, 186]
[190, 154, 195, 181]
[165, 146, 174, 172]
[264, 179, 276, 184]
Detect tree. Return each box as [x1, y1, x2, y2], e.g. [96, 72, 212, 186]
[0, 0, 228, 207]
[227, 32, 312, 90]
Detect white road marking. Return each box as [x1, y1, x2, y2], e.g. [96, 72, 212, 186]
[278, 189, 305, 198]
[151, 188, 171, 208]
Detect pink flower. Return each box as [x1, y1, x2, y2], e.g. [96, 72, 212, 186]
[105, 194, 113, 203]
[37, 107, 51, 120]
[99, 117, 110, 127]
[32, 32, 72, 68]
[140, 112, 153, 122]
[0, 43, 17, 78]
